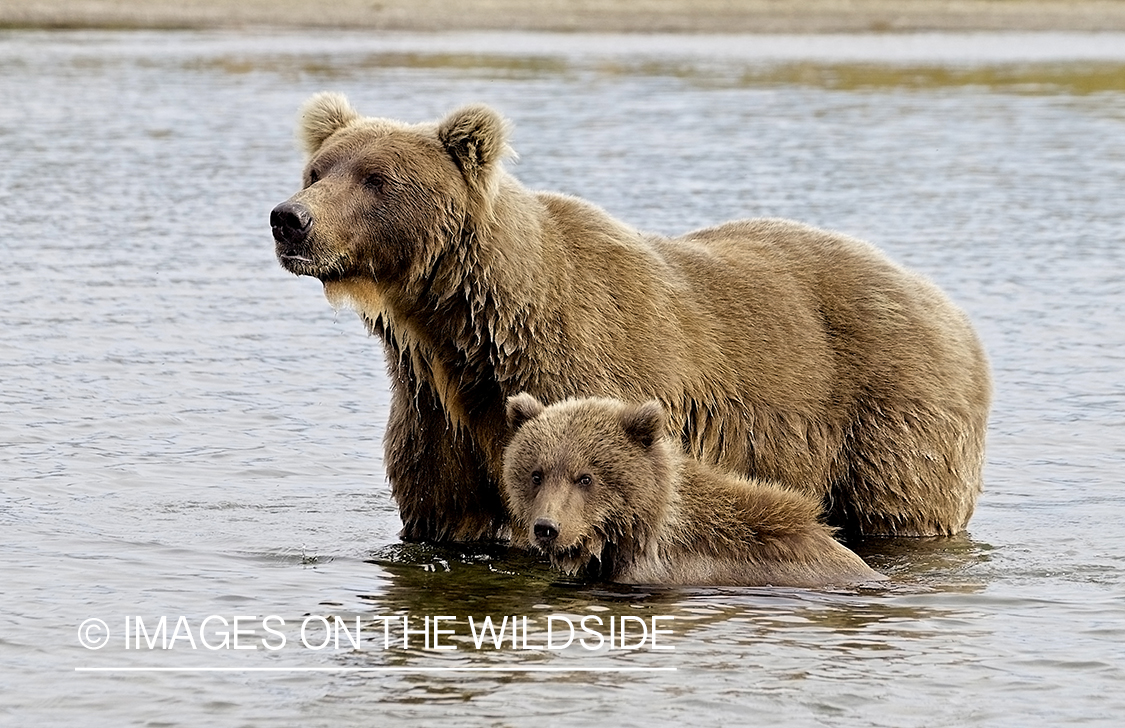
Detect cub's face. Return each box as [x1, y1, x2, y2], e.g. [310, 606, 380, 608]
[270, 93, 511, 287]
[501, 394, 669, 576]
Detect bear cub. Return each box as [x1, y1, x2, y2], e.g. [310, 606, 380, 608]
[502, 393, 886, 588]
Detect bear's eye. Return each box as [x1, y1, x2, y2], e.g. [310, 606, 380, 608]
[530, 471, 543, 487]
[364, 172, 386, 191]
[576, 474, 593, 487]
[307, 169, 320, 186]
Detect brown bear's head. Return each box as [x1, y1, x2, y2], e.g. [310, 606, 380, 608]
[270, 92, 512, 286]
[501, 393, 675, 577]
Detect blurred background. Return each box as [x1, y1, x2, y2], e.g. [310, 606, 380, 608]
[4, 0, 1125, 32]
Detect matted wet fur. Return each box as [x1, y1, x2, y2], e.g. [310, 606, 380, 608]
[270, 93, 991, 543]
[502, 394, 885, 587]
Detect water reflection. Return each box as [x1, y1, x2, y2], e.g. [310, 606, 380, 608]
[851, 533, 996, 582]
[272, 539, 1004, 725]
[348, 542, 990, 658]
[188, 50, 1125, 94]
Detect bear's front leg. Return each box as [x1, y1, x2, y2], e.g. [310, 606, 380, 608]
[382, 377, 509, 543]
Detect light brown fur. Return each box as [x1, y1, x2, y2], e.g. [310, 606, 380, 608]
[271, 93, 991, 543]
[502, 394, 885, 587]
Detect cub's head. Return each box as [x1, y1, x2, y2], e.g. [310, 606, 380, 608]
[270, 92, 513, 285]
[501, 393, 674, 577]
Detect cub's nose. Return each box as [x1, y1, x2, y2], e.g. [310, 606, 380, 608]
[270, 201, 312, 245]
[533, 518, 560, 544]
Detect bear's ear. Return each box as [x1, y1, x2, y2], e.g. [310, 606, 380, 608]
[437, 104, 513, 191]
[506, 392, 545, 432]
[298, 92, 361, 157]
[620, 400, 666, 450]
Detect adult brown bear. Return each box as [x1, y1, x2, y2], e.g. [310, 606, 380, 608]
[271, 92, 991, 543]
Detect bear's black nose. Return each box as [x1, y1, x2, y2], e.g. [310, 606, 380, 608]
[270, 201, 312, 245]
[533, 518, 560, 544]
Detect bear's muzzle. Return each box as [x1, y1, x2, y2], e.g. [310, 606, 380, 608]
[533, 517, 560, 547]
[271, 200, 314, 267]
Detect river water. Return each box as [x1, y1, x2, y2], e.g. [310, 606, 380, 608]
[2, 29, 1124, 727]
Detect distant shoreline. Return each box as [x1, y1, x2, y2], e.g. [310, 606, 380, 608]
[5, 0, 1125, 34]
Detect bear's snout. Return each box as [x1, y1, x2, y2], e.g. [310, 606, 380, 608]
[533, 517, 560, 545]
[271, 200, 313, 248]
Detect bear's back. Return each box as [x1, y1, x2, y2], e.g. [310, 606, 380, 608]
[624, 459, 885, 588]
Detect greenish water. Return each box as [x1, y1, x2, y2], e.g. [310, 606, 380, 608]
[2, 29, 1124, 727]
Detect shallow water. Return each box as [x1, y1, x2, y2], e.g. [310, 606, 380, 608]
[2, 29, 1124, 727]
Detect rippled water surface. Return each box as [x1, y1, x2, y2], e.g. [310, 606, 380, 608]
[2, 29, 1124, 727]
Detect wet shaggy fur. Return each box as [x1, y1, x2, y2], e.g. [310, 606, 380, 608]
[271, 92, 991, 543]
[502, 394, 885, 587]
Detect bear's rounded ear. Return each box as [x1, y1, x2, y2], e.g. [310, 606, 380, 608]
[437, 104, 513, 191]
[506, 392, 545, 432]
[621, 400, 666, 450]
[298, 92, 361, 158]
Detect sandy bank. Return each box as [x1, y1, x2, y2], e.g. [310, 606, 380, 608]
[4, 0, 1125, 33]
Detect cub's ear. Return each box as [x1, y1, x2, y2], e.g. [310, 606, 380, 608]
[437, 104, 513, 191]
[506, 392, 545, 432]
[298, 92, 360, 158]
[620, 400, 666, 449]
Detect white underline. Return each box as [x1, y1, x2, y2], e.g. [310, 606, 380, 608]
[75, 666, 676, 673]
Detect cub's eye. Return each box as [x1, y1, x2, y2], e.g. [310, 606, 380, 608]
[307, 169, 320, 185]
[530, 471, 543, 487]
[576, 474, 593, 487]
[364, 172, 386, 191]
